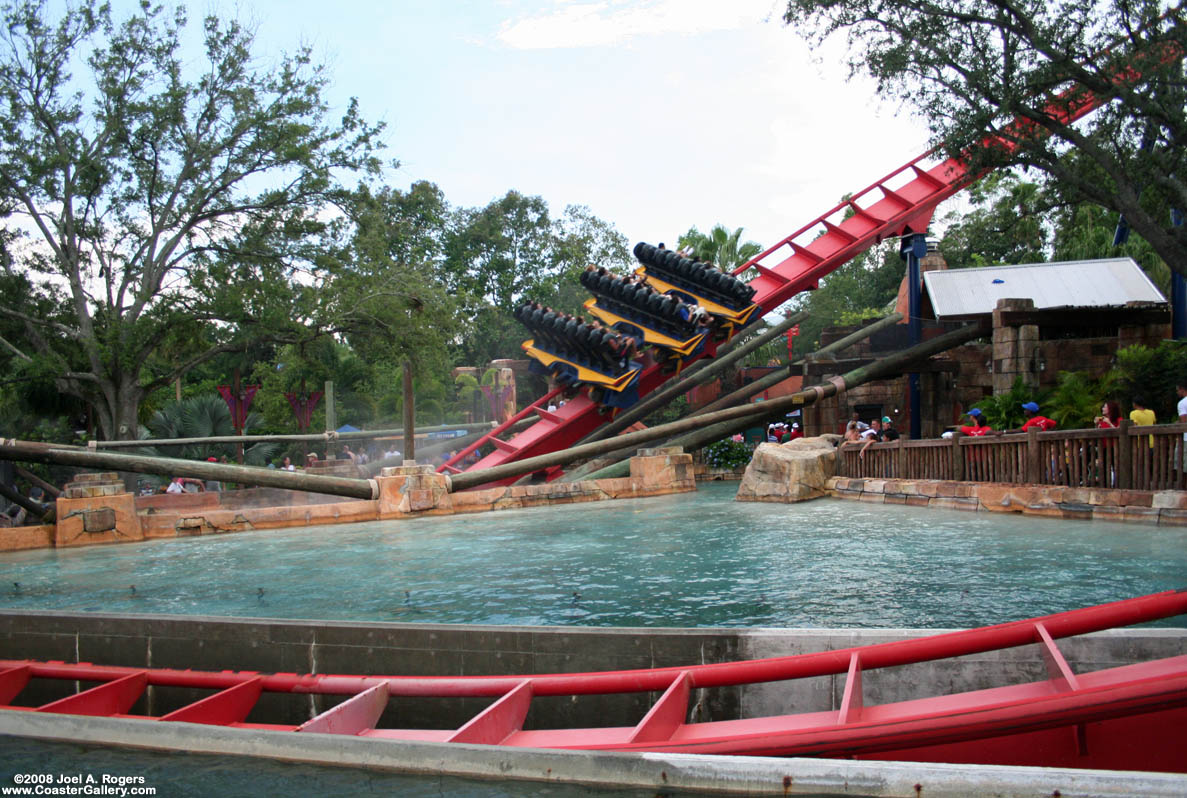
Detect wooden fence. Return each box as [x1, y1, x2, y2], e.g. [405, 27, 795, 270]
[838, 421, 1187, 491]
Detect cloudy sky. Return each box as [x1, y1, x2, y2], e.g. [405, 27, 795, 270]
[190, 0, 938, 253]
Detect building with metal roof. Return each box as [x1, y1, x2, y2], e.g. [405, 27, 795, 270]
[921, 258, 1166, 321]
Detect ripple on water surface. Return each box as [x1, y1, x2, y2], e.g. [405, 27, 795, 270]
[2, 482, 1186, 628]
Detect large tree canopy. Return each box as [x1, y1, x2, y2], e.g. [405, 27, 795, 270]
[0, 0, 384, 440]
[783, 0, 1186, 276]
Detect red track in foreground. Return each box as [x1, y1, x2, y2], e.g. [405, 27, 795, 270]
[4, 590, 1187, 771]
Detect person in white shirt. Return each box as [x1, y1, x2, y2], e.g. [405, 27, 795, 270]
[1177, 383, 1187, 468]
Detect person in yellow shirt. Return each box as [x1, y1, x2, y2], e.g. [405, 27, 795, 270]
[1130, 396, 1156, 447]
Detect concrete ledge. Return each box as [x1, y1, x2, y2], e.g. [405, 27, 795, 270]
[826, 478, 1185, 526]
[0, 525, 54, 552]
[5, 451, 697, 553]
[2, 712, 1184, 797]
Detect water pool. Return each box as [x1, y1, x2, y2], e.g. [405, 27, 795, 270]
[2, 482, 1186, 628]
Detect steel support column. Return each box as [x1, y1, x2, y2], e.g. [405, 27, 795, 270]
[901, 234, 928, 440]
[1173, 209, 1185, 340]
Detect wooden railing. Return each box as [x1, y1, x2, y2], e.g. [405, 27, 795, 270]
[838, 421, 1187, 491]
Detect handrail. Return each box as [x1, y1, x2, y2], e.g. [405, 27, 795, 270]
[3, 589, 1185, 697]
[839, 422, 1187, 490]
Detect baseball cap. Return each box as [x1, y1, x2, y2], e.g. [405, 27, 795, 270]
[1022, 402, 1040, 413]
[881, 416, 892, 424]
[968, 408, 983, 417]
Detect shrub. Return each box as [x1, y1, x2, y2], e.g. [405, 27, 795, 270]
[702, 438, 753, 470]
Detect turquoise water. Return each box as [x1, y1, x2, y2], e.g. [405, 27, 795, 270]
[1, 482, 1186, 628]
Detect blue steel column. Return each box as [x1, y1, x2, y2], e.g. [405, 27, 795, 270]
[901, 234, 928, 440]
[1173, 209, 1185, 340]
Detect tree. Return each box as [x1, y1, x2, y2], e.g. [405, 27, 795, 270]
[782, 0, 1186, 277]
[141, 395, 279, 467]
[677, 225, 763, 273]
[444, 193, 630, 367]
[938, 172, 1050, 267]
[0, 1, 384, 440]
[787, 237, 903, 356]
[1050, 202, 1170, 293]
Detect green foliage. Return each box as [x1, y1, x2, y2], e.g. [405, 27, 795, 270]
[1050, 202, 1170, 295]
[0, 0, 385, 440]
[143, 396, 279, 466]
[677, 225, 762, 275]
[1113, 342, 1187, 421]
[781, 0, 1187, 281]
[972, 377, 1037, 431]
[443, 195, 630, 365]
[1045, 372, 1108, 430]
[939, 172, 1050, 268]
[701, 438, 753, 470]
[643, 396, 688, 428]
[937, 171, 1172, 294]
[788, 237, 901, 357]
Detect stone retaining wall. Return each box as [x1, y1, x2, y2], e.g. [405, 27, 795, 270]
[0, 449, 695, 553]
[828, 476, 1187, 525]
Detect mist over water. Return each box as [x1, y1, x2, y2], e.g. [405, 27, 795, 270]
[2, 481, 1185, 628]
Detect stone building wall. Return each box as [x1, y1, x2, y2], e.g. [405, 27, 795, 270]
[802, 318, 1169, 439]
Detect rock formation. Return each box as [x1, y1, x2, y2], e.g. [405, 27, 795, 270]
[735, 437, 838, 503]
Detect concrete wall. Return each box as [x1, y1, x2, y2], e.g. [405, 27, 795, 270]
[828, 476, 1187, 525]
[3, 611, 1183, 731]
[0, 451, 696, 553]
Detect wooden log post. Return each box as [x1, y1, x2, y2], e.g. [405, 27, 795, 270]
[0, 480, 52, 522]
[324, 381, 337, 460]
[0, 441, 377, 500]
[692, 312, 903, 419]
[15, 466, 61, 498]
[951, 431, 965, 482]
[1026, 426, 1041, 484]
[1117, 419, 1133, 490]
[402, 361, 415, 464]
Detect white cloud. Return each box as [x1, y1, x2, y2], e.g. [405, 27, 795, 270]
[497, 0, 781, 49]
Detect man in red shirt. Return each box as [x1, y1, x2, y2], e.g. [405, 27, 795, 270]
[959, 408, 992, 436]
[1018, 401, 1057, 432]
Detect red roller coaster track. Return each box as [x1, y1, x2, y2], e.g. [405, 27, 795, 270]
[3, 590, 1186, 770]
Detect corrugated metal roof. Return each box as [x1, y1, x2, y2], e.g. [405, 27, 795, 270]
[922, 258, 1166, 319]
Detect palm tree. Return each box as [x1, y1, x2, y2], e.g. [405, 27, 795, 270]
[677, 224, 763, 273]
[140, 396, 280, 466]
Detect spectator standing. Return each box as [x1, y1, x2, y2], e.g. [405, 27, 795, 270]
[1177, 384, 1187, 468]
[788, 422, 804, 441]
[858, 418, 883, 459]
[880, 416, 900, 441]
[1018, 402, 1058, 432]
[959, 408, 992, 436]
[1095, 401, 1122, 429]
[843, 421, 863, 443]
[205, 456, 222, 492]
[1130, 396, 1156, 448]
[1130, 397, 1156, 426]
